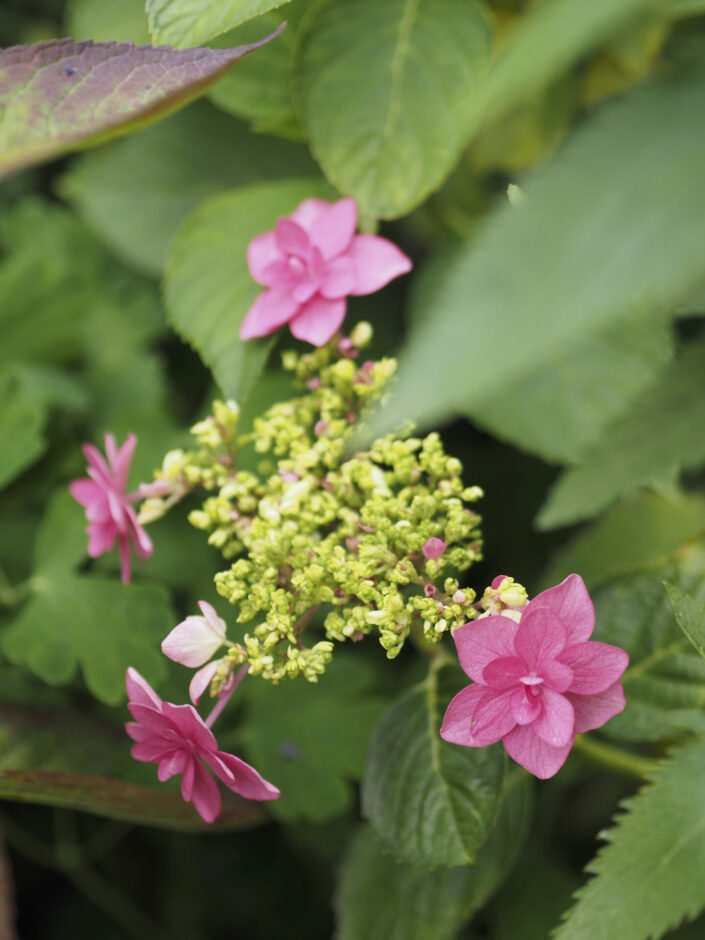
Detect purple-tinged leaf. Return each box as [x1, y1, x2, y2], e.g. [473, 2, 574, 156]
[0, 31, 282, 177]
[0, 833, 15, 940]
[0, 770, 266, 831]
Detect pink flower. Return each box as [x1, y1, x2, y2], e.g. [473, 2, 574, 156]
[162, 601, 227, 668]
[422, 537, 447, 561]
[125, 668, 279, 822]
[440, 574, 628, 779]
[69, 433, 152, 584]
[240, 197, 412, 346]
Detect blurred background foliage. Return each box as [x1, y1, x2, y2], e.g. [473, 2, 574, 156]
[2, 0, 705, 937]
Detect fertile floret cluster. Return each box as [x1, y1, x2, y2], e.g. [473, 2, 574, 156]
[138, 324, 483, 687]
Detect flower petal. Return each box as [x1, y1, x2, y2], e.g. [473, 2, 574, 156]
[290, 198, 330, 232]
[308, 198, 357, 260]
[531, 688, 574, 747]
[510, 687, 542, 725]
[540, 659, 574, 694]
[69, 478, 102, 507]
[453, 616, 519, 684]
[190, 760, 223, 823]
[471, 688, 518, 744]
[347, 234, 412, 295]
[514, 607, 566, 672]
[289, 296, 346, 346]
[320, 255, 357, 299]
[503, 724, 573, 779]
[111, 432, 137, 492]
[126, 667, 162, 710]
[118, 533, 132, 584]
[207, 751, 281, 801]
[162, 612, 226, 667]
[482, 656, 526, 691]
[567, 680, 626, 733]
[247, 231, 283, 284]
[528, 573, 594, 644]
[440, 683, 488, 746]
[274, 218, 309, 258]
[559, 642, 629, 695]
[161, 702, 219, 753]
[189, 661, 219, 706]
[240, 288, 301, 340]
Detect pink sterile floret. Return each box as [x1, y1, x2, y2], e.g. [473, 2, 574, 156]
[240, 197, 412, 346]
[125, 668, 279, 823]
[440, 574, 628, 779]
[422, 537, 447, 561]
[69, 433, 152, 584]
[162, 601, 227, 669]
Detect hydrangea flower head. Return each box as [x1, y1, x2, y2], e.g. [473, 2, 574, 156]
[440, 574, 628, 779]
[240, 197, 412, 346]
[69, 433, 152, 584]
[125, 668, 279, 822]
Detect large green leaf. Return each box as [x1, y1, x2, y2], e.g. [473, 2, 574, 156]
[295, 0, 491, 222]
[147, 0, 291, 47]
[0, 369, 45, 491]
[485, 0, 664, 123]
[2, 577, 171, 706]
[410, 250, 673, 464]
[65, 0, 150, 43]
[554, 739, 705, 940]
[164, 177, 330, 400]
[236, 655, 385, 822]
[538, 338, 705, 529]
[0, 770, 264, 830]
[362, 665, 505, 867]
[591, 553, 705, 742]
[542, 491, 705, 591]
[667, 584, 705, 664]
[0, 36, 276, 177]
[208, 6, 304, 137]
[361, 69, 705, 442]
[337, 767, 532, 940]
[61, 101, 315, 275]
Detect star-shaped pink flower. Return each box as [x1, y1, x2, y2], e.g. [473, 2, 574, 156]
[69, 433, 152, 584]
[440, 574, 628, 779]
[125, 668, 279, 823]
[240, 197, 412, 346]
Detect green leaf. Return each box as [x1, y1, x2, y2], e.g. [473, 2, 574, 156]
[553, 739, 705, 940]
[362, 665, 505, 867]
[0, 770, 265, 830]
[336, 768, 532, 940]
[147, 0, 291, 47]
[485, 0, 664, 123]
[65, 0, 150, 43]
[236, 655, 385, 822]
[2, 491, 172, 704]
[0, 369, 45, 491]
[0, 36, 277, 177]
[361, 69, 705, 443]
[295, 0, 491, 222]
[60, 101, 315, 275]
[538, 338, 705, 529]
[0, 198, 102, 365]
[208, 7, 303, 137]
[666, 584, 705, 663]
[590, 552, 705, 742]
[410, 250, 674, 464]
[164, 176, 330, 400]
[542, 491, 705, 591]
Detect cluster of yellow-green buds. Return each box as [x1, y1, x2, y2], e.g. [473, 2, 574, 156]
[138, 324, 485, 685]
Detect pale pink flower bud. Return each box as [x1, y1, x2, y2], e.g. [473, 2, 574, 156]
[422, 537, 446, 561]
[162, 601, 227, 668]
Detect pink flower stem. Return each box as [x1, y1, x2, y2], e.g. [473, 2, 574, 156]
[205, 664, 249, 729]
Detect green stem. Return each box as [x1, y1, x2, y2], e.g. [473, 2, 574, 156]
[409, 618, 451, 666]
[573, 734, 659, 779]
